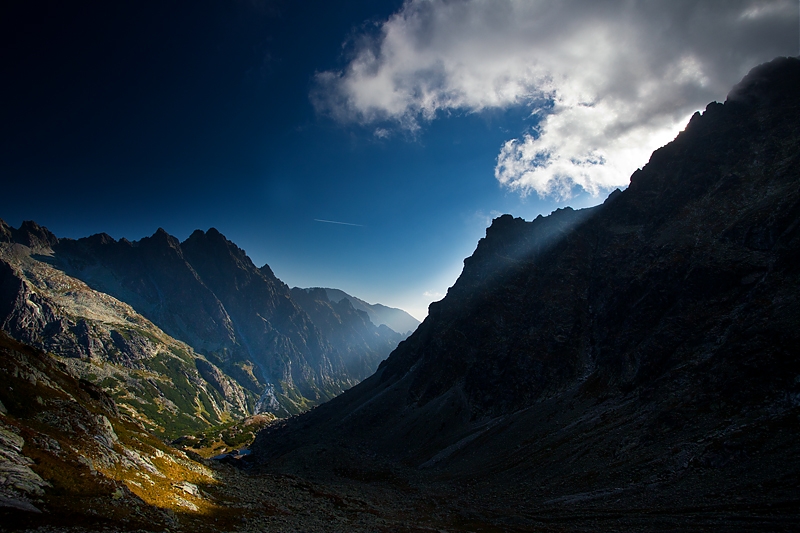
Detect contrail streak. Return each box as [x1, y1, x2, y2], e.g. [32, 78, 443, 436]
[313, 219, 364, 227]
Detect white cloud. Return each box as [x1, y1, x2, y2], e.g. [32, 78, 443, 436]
[423, 290, 444, 300]
[314, 0, 798, 198]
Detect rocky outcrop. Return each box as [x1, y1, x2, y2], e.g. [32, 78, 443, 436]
[250, 57, 800, 526]
[0, 424, 49, 513]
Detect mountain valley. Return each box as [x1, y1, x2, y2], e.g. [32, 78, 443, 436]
[1, 57, 799, 532]
[249, 56, 800, 530]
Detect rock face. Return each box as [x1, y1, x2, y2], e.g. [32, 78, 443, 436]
[319, 287, 420, 335]
[251, 57, 800, 525]
[1, 220, 406, 419]
[0, 220, 58, 251]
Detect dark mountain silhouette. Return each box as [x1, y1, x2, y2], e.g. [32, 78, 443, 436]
[250, 57, 800, 530]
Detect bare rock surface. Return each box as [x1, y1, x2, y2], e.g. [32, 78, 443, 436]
[0, 423, 48, 513]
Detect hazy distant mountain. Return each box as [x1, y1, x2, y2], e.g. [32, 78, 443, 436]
[317, 287, 420, 335]
[290, 288, 404, 380]
[252, 57, 800, 527]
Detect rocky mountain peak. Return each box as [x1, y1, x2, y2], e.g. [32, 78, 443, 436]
[483, 213, 526, 238]
[187, 227, 227, 246]
[182, 227, 290, 299]
[183, 227, 255, 273]
[0, 219, 59, 250]
[84, 232, 117, 246]
[259, 263, 277, 280]
[148, 227, 180, 246]
[205, 227, 223, 238]
[727, 55, 799, 108]
[17, 220, 58, 247]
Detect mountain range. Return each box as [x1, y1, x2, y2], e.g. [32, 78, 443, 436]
[0, 57, 798, 531]
[0, 222, 413, 435]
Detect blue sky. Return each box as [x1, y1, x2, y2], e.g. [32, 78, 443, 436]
[1, 0, 797, 319]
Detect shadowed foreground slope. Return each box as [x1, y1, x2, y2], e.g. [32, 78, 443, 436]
[250, 57, 800, 531]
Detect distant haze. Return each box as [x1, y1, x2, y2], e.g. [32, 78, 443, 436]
[320, 288, 421, 335]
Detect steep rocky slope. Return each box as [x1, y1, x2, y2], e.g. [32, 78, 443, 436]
[251, 57, 800, 530]
[180, 228, 349, 413]
[48, 227, 336, 416]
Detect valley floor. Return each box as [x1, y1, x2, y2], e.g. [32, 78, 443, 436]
[6, 454, 799, 533]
